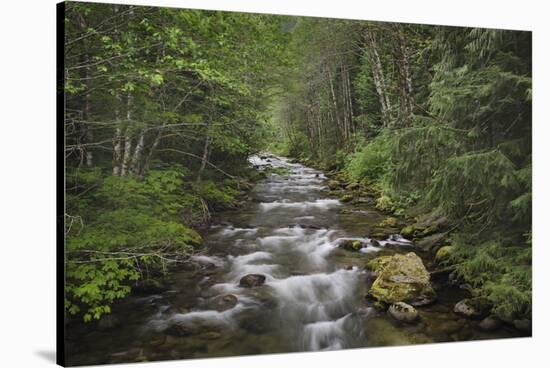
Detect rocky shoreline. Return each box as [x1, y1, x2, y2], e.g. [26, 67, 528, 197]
[313, 160, 532, 335]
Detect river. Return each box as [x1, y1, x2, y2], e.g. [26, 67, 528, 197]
[65, 155, 524, 366]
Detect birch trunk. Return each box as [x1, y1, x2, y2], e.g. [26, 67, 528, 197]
[131, 130, 145, 175]
[397, 27, 415, 125]
[196, 130, 210, 183]
[326, 66, 343, 142]
[120, 92, 134, 176]
[364, 28, 392, 127]
[112, 94, 123, 176]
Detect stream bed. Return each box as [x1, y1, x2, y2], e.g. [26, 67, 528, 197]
[65, 155, 525, 366]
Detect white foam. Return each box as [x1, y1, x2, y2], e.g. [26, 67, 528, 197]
[259, 199, 340, 212]
[190, 255, 225, 267]
[303, 314, 350, 350]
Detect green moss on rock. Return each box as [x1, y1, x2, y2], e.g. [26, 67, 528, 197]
[435, 245, 455, 263]
[366, 256, 393, 273]
[346, 182, 361, 190]
[400, 225, 415, 237]
[340, 194, 354, 203]
[378, 217, 398, 227]
[368, 252, 436, 306]
[327, 180, 341, 190]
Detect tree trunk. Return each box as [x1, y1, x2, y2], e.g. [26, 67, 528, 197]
[196, 129, 211, 183]
[326, 65, 343, 142]
[82, 53, 93, 167]
[397, 27, 415, 125]
[120, 92, 134, 176]
[364, 27, 392, 128]
[112, 94, 123, 176]
[131, 130, 145, 175]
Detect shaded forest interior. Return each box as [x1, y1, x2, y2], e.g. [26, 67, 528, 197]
[63, 2, 531, 325]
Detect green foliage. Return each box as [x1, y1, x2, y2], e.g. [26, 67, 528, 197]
[64, 3, 290, 322]
[65, 166, 203, 321]
[345, 131, 392, 181]
[272, 22, 531, 319]
[195, 180, 240, 210]
[447, 236, 531, 320]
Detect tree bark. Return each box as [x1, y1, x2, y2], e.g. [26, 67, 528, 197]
[397, 26, 415, 125]
[326, 65, 343, 143]
[196, 127, 211, 183]
[120, 92, 134, 176]
[131, 130, 145, 175]
[112, 94, 123, 176]
[364, 27, 392, 128]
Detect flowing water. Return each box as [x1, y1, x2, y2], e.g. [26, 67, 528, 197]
[65, 155, 525, 366]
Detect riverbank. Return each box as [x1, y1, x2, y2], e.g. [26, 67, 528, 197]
[293, 155, 532, 335]
[65, 154, 528, 366]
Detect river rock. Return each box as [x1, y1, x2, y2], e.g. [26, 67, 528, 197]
[400, 225, 415, 237]
[207, 294, 238, 311]
[327, 180, 341, 190]
[133, 279, 169, 295]
[478, 316, 502, 331]
[366, 256, 393, 274]
[416, 233, 448, 252]
[367, 252, 436, 306]
[199, 331, 222, 340]
[340, 194, 354, 203]
[239, 274, 266, 288]
[454, 297, 491, 319]
[388, 302, 419, 323]
[97, 314, 120, 331]
[338, 238, 366, 251]
[434, 245, 454, 263]
[233, 308, 275, 334]
[513, 319, 532, 332]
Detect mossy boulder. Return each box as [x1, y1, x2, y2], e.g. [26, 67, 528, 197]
[339, 238, 367, 251]
[378, 217, 398, 227]
[375, 195, 394, 212]
[367, 252, 436, 306]
[434, 245, 455, 263]
[340, 194, 354, 203]
[416, 232, 448, 252]
[400, 225, 415, 237]
[327, 180, 341, 190]
[346, 182, 361, 190]
[366, 256, 393, 273]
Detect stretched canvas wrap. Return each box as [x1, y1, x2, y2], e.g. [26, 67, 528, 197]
[57, 1, 532, 366]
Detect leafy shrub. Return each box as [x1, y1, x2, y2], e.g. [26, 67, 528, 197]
[65, 165, 203, 321]
[345, 131, 392, 181]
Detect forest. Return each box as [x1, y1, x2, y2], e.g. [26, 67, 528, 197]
[63, 1, 531, 352]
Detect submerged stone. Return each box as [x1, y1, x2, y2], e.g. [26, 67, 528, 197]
[338, 238, 368, 251]
[239, 274, 266, 288]
[97, 314, 120, 331]
[478, 316, 502, 331]
[388, 302, 419, 323]
[367, 252, 436, 306]
[453, 297, 491, 319]
[206, 294, 238, 311]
